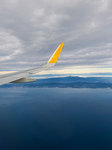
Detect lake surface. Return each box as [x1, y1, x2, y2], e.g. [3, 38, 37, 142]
[0, 88, 112, 150]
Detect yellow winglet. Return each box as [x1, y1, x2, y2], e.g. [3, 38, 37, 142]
[48, 43, 64, 63]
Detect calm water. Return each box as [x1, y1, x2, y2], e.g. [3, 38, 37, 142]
[0, 88, 112, 150]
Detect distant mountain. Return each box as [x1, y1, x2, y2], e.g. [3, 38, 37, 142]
[1, 76, 112, 88]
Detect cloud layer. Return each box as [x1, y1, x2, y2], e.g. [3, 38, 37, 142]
[0, 0, 112, 73]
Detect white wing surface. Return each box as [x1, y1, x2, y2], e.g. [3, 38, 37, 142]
[0, 43, 64, 85]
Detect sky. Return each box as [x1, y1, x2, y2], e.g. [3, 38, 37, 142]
[0, 0, 112, 77]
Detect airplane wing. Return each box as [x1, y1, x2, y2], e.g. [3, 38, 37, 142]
[0, 43, 64, 85]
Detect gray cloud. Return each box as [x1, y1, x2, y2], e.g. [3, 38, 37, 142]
[0, 0, 112, 71]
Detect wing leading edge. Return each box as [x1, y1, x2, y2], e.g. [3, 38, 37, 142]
[0, 43, 64, 85]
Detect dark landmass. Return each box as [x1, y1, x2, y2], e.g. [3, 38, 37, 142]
[1, 76, 112, 88]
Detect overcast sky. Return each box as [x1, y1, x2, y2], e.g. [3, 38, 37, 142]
[0, 0, 112, 75]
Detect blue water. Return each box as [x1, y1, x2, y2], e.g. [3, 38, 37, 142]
[0, 88, 112, 150]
